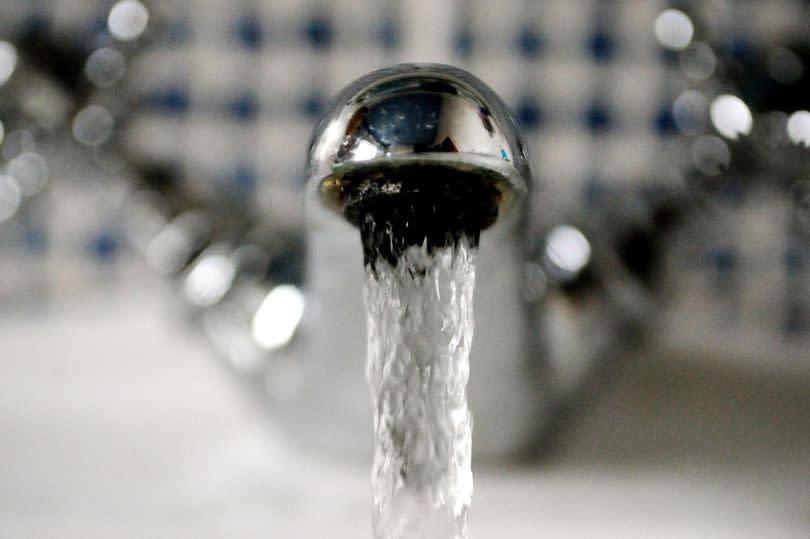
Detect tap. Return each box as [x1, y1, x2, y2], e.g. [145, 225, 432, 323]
[282, 64, 548, 459]
[118, 64, 648, 462]
[307, 63, 528, 261]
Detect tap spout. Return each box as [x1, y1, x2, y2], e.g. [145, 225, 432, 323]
[305, 63, 531, 266]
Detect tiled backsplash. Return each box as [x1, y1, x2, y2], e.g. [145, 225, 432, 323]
[0, 0, 808, 362]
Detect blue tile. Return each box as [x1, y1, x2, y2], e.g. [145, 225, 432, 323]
[586, 29, 614, 62]
[658, 47, 679, 64]
[21, 225, 47, 254]
[90, 231, 119, 262]
[376, 18, 399, 50]
[515, 26, 543, 60]
[165, 18, 191, 44]
[150, 86, 190, 115]
[584, 101, 612, 133]
[705, 247, 737, 273]
[230, 163, 257, 195]
[582, 174, 606, 208]
[227, 93, 259, 122]
[304, 16, 334, 49]
[300, 92, 326, 119]
[19, 12, 48, 36]
[453, 28, 473, 58]
[234, 15, 263, 50]
[728, 36, 755, 63]
[514, 97, 543, 131]
[87, 14, 108, 39]
[653, 104, 677, 135]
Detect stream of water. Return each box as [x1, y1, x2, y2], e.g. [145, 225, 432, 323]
[364, 237, 477, 539]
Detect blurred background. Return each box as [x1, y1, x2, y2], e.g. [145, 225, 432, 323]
[0, 0, 808, 537]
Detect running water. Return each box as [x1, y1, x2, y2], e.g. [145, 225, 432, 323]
[364, 237, 477, 539]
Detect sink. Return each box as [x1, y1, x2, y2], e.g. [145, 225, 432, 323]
[0, 274, 807, 538]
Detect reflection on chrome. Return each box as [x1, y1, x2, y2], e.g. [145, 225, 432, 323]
[691, 135, 730, 176]
[544, 225, 592, 282]
[0, 174, 21, 223]
[252, 285, 305, 350]
[85, 48, 126, 88]
[184, 250, 237, 307]
[524, 261, 547, 303]
[108, 0, 149, 42]
[7, 152, 48, 196]
[0, 41, 17, 86]
[672, 90, 708, 135]
[351, 139, 381, 162]
[72, 105, 114, 147]
[654, 9, 693, 51]
[201, 308, 265, 373]
[306, 63, 530, 216]
[145, 212, 211, 276]
[786, 111, 810, 147]
[265, 357, 304, 401]
[121, 190, 170, 256]
[709, 94, 753, 140]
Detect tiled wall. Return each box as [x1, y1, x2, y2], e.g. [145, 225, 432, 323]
[117, 0, 681, 225]
[0, 0, 808, 360]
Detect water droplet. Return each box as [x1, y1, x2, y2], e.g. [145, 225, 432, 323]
[679, 42, 717, 81]
[108, 0, 149, 41]
[7, 152, 48, 196]
[0, 41, 18, 86]
[72, 105, 114, 147]
[786, 110, 810, 147]
[709, 95, 753, 140]
[85, 48, 126, 88]
[655, 9, 693, 51]
[673, 90, 709, 135]
[252, 285, 305, 350]
[544, 225, 592, 281]
[184, 251, 236, 307]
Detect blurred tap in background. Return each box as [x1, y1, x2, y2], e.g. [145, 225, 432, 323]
[0, 1, 808, 537]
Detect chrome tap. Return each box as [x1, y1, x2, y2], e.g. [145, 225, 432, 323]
[118, 64, 646, 462]
[283, 64, 548, 459]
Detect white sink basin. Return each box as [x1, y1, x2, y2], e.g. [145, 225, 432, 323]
[1, 279, 807, 538]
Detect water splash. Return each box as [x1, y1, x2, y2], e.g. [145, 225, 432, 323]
[364, 238, 476, 539]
